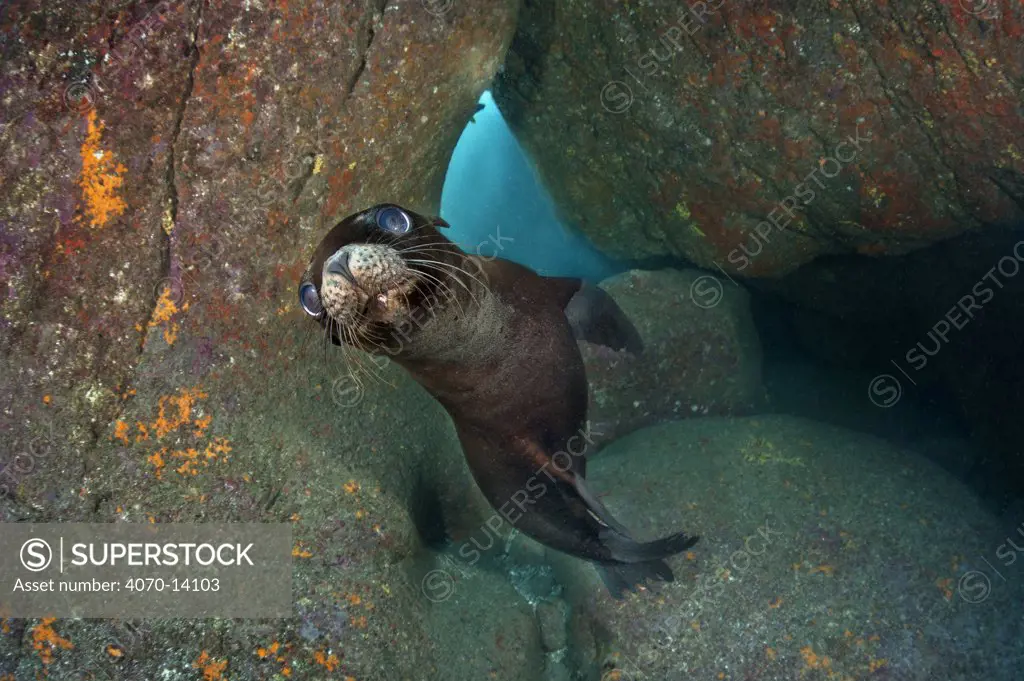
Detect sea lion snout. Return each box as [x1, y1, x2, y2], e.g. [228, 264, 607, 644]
[300, 203, 472, 351]
[325, 250, 356, 284]
[321, 243, 416, 322]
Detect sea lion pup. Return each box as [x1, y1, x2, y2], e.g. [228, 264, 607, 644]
[298, 203, 698, 597]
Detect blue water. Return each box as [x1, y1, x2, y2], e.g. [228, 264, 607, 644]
[440, 92, 616, 282]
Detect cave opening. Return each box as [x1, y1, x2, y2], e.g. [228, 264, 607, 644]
[440, 94, 1024, 518]
[439, 91, 615, 282]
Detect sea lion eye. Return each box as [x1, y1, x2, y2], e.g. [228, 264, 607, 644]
[375, 206, 412, 235]
[299, 283, 323, 317]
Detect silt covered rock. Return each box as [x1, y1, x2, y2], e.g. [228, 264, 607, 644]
[550, 415, 1023, 681]
[583, 268, 762, 449]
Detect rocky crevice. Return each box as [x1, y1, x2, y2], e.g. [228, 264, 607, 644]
[102, 0, 204, 449]
[345, 0, 390, 102]
[165, 0, 204, 242]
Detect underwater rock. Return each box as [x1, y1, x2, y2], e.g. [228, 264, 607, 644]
[494, 0, 1024, 276]
[582, 269, 762, 449]
[0, 0, 522, 678]
[752, 226, 1024, 505]
[550, 415, 1023, 681]
[536, 598, 569, 653]
[425, 562, 546, 681]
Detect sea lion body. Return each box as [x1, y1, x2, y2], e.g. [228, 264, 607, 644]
[299, 204, 697, 596]
[396, 257, 604, 559]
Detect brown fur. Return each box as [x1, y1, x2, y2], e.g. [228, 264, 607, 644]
[300, 205, 697, 595]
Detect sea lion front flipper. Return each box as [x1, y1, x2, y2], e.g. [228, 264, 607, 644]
[563, 283, 644, 354]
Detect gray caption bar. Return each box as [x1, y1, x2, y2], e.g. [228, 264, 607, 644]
[0, 523, 292, 618]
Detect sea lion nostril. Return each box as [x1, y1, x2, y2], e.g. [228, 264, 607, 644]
[326, 251, 357, 285]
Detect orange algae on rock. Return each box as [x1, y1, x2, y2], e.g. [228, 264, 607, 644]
[113, 419, 131, 444]
[257, 641, 281, 659]
[148, 284, 188, 346]
[192, 651, 228, 681]
[113, 386, 231, 480]
[147, 449, 167, 478]
[152, 386, 208, 439]
[78, 110, 127, 229]
[800, 644, 832, 671]
[31, 618, 73, 665]
[171, 437, 232, 476]
[314, 649, 340, 671]
[256, 640, 293, 675]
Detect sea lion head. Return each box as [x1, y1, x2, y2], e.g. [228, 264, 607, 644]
[298, 203, 467, 351]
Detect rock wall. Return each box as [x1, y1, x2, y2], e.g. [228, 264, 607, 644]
[494, 0, 1024, 276]
[0, 1, 536, 679]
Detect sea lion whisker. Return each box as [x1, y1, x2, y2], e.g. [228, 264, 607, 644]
[397, 245, 471, 265]
[404, 256, 485, 290]
[336, 320, 378, 390]
[297, 314, 320, 355]
[395, 245, 471, 266]
[401, 251, 490, 288]
[398, 244, 479, 268]
[413, 266, 482, 315]
[406, 258, 488, 308]
[396, 244, 460, 256]
[411, 269, 470, 320]
[340, 320, 396, 389]
[330, 317, 356, 382]
[329, 316, 364, 388]
[406, 267, 466, 318]
[321, 314, 335, 368]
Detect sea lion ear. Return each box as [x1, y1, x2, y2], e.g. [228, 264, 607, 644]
[563, 282, 644, 355]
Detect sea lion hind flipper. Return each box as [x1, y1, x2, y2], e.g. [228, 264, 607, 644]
[600, 527, 700, 564]
[595, 559, 676, 599]
[564, 283, 644, 354]
[572, 475, 633, 536]
[595, 530, 699, 597]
